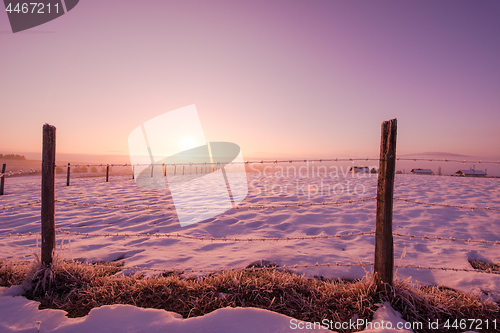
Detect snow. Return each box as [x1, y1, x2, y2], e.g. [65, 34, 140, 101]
[0, 288, 314, 333]
[1, 170, 499, 331]
[0, 286, 422, 333]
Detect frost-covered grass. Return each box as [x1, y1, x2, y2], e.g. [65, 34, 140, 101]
[469, 260, 500, 273]
[1, 259, 498, 333]
[0, 260, 29, 286]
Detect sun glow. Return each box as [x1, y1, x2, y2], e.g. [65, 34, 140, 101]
[181, 136, 197, 150]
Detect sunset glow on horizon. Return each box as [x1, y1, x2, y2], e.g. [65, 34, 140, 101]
[1, 0, 499, 160]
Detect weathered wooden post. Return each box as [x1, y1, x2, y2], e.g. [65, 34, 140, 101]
[182, 165, 185, 175]
[374, 118, 397, 291]
[0, 164, 6, 195]
[163, 162, 166, 176]
[41, 124, 56, 266]
[132, 165, 135, 179]
[66, 163, 71, 186]
[106, 164, 109, 182]
[174, 164, 176, 175]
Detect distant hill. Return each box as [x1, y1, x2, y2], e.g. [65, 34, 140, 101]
[399, 152, 477, 159]
[0, 154, 26, 160]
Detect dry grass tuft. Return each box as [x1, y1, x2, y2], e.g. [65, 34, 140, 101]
[469, 259, 500, 273]
[390, 278, 499, 332]
[21, 260, 379, 324]
[0, 260, 30, 286]
[1, 260, 499, 332]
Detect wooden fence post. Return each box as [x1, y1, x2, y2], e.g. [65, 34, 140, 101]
[41, 124, 56, 266]
[0, 164, 6, 195]
[132, 165, 135, 179]
[66, 163, 70, 186]
[374, 118, 397, 291]
[106, 164, 109, 182]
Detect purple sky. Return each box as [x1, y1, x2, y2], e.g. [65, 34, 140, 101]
[1, 0, 499, 160]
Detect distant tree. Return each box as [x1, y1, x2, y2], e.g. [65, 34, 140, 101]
[100, 166, 112, 173]
[73, 166, 88, 173]
[0, 154, 26, 160]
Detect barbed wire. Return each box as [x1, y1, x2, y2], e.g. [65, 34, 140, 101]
[0, 230, 375, 241]
[0, 169, 39, 177]
[394, 198, 500, 212]
[0, 201, 40, 210]
[2, 230, 499, 247]
[53, 197, 377, 211]
[5, 259, 498, 276]
[395, 158, 500, 164]
[75, 261, 377, 274]
[48, 157, 500, 168]
[54, 163, 128, 168]
[2, 196, 499, 213]
[394, 264, 500, 275]
[67, 263, 500, 275]
[0, 231, 40, 237]
[0, 155, 497, 172]
[53, 160, 379, 168]
[392, 232, 500, 245]
[57, 230, 375, 241]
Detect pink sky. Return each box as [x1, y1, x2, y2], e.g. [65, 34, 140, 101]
[1, 0, 499, 160]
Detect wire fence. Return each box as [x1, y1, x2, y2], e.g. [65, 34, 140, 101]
[3, 257, 499, 276]
[1, 229, 498, 246]
[2, 196, 499, 213]
[0, 169, 39, 177]
[1, 156, 499, 176]
[1, 156, 500, 278]
[1, 226, 499, 275]
[393, 198, 500, 212]
[42, 156, 498, 167]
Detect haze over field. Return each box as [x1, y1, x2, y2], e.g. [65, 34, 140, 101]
[1, 1, 500, 159]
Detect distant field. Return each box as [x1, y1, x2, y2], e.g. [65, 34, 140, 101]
[0, 159, 133, 178]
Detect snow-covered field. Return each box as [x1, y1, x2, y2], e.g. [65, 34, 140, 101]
[1, 170, 499, 332]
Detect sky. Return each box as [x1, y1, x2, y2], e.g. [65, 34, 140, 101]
[1, 0, 499, 161]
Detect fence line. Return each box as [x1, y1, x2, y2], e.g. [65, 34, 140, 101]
[394, 198, 500, 212]
[45, 157, 500, 168]
[1, 156, 499, 176]
[1, 201, 40, 210]
[93, 263, 500, 275]
[0, 169, 39, 177]
[3, 123, 500, 284]
[53, 197, 377, 211]
[82, 261, 376, 274]
[2, 197, 500, 213]
[394, 264, 500, 275]
[108, 263, 500, 275]
[4, 259, 498, 276]
[396, 158, 500, 164]
[58, 230, 377, 242]
[392, 232, 500, 245]
[0, 230, 375, 241]
[1, 230, 498, 247]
